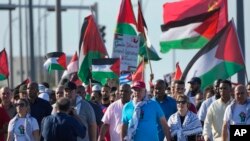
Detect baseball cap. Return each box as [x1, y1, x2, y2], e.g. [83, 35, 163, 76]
[64, 82, 77, 91]
[188, 77, 201, 84]
[132, 81, 146, 89]
[92, 84, 101, 92]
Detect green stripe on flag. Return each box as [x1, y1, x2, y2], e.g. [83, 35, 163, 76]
[116, 23, 137, 35]
[48, 64, 65, 73]
[0, 74, 7, 81]
[78, 51, 104, 85]
[92, 72, 118, 85]
[200, 61, 244, 89]
[160, 36, 209, 53]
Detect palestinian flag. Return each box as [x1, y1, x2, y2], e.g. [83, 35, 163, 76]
[43, 52, 66, 73]
[163, 0, 228, 31]
[78, 15, 108, 85]
[62, 51, 78, 79]
[137, 1, 161, 61]
[174, 62, 182, 80]
[92, 58, 120, 85]
[115, 0, 137, 36]
[0, 48, 9, 80]
[132, 60, 145, 82]
[160, 9, 219, 53]
[181, 21, 245, 90]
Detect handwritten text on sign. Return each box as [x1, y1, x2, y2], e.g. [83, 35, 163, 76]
[112, 34, 140, 72]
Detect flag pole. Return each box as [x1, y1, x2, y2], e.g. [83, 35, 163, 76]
[7, 78, 10, 88]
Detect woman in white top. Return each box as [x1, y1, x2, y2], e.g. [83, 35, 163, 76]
[7, 98, 40, 141]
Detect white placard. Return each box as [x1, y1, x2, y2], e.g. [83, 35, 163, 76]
[112, 34, 140, 72]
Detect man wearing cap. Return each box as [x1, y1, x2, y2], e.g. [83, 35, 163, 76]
[19, 84, 28, 99]
[121, 81, 171, 141]
[98, 84, 132, 141]
[151, 79, 177, 141]
[38, 84, 50, 102]
[63, 81, 97, 141]
[91, 84, 102, 105]
[187, 77, 202, 105]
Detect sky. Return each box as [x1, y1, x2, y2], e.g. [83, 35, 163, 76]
[0, 0, 249, 87]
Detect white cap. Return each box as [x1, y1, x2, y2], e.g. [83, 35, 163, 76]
[38, 93, 50, 102]
[92, 84, 101, 91]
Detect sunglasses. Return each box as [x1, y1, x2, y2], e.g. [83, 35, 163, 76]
[15, 103, 26, 107]
[176, 101, 187, 104]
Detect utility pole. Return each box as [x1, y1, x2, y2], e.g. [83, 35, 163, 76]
[19, 0, 24, 82]
[55, 0, 63, 84]
[9, 0, 14, 88]
[237, 0, 246, 84]
[29, 0, 36, 81]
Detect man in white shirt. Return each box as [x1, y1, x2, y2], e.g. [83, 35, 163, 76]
[98, 84, 131, 141]
[222, 85, 250, 141]
[203, 80, 233, 141]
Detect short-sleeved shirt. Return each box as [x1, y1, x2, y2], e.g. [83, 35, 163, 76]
[0, 107, 10, 141]
[122, 100, 164, 141]
[41, 112, 86, 141]
[8, 116, 39, 141]
[29, 98, 52, 127]
[224, 102, 249, 125]
[152, 96, 177, 141]
[102, 100, 123, 141]
[78, 100, 96, 141]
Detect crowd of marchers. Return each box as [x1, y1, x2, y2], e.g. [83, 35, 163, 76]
[0, 77, 250, 141]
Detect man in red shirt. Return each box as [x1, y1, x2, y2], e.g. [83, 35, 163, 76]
[0, 106, 10, 141]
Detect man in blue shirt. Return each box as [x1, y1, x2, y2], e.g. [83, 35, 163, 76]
[151, 79, 177, 141]
[41, 97, 86, 141]
[121, 81, 171, 141]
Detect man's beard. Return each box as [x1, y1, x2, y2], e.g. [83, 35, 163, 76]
[102, 97, 109, 101]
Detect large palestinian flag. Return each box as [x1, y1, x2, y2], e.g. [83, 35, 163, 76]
[43, 52, 66, 73]
[92, 58, 120, 85]
[181, 21, 245, 90]
[137, 1, 161, 61]
[160, 9, 219, 53]
[78, 15, 108, 85]
[163, 0, 228, 31]
[0, 48, 9, 80]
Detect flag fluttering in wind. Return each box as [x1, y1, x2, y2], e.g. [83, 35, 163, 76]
[160, 9, 220, 53]
[14, 78, 30, 90]
[119, 73, 132, 84]
[43, 52, 67, 73]
[92, 58, 120, 85]
[0, 48, 9, 81]
[181, 20, 245, 90]
[163, 0, 228, 31]
[137, 1, 161, 61]
[62, 51, 79, 79]
[174, 62, 182, 80]
[115, 0, 137, 35]
[78, 15, 108, 85]
[132, 60, 145, 82]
